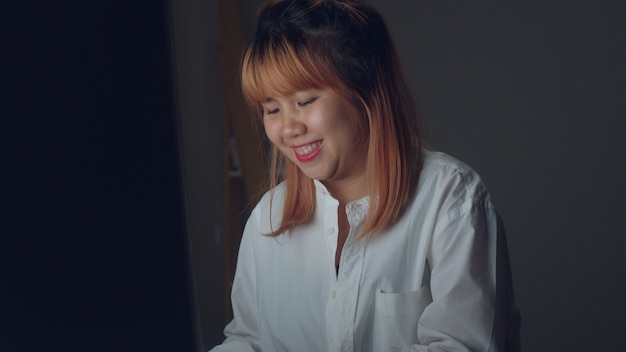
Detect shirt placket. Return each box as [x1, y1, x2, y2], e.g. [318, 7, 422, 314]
[325, 198, 367, 352]
[322, 194, 342, 351]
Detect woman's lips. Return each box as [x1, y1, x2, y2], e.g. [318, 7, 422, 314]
[293, 141, 322, 162]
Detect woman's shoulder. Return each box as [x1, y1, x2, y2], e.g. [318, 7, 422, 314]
[250, 182, 287, 233]
[421, 149, 474, 175]
[417, 149, 490, 205]
[255, 181, 287, 209]
[421, 149, 482, 183]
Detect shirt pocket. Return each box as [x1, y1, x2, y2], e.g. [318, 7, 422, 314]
[373, 284, 432, 350]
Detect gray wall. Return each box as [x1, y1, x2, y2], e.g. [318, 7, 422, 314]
[185, 0, 626, 350]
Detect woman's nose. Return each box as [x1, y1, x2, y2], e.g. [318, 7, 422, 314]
[280, 112, 306, 138]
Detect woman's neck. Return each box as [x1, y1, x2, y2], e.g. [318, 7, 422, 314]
[321, 176, 368, 205]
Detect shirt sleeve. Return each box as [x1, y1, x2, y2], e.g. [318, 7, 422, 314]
[209, 208, 261, 352]
[412, 172, 520, 352]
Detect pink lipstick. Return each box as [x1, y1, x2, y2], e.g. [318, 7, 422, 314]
[293, 141, 322, 162]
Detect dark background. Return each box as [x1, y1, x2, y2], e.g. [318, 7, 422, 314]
[7, 1, 201, 351]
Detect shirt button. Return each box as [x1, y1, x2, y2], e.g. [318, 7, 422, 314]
[326, 227, 335, 235]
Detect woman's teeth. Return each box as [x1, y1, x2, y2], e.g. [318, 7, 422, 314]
[295, 141, 321, 155]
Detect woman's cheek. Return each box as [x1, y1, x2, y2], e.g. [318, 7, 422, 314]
[263, 120, 279, 145]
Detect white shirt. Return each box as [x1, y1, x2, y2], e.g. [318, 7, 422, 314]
[210, 150, 520, 352]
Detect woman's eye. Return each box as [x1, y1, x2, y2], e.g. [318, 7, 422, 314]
[265, 108, 279, 115]
[298, 97, 317, 107]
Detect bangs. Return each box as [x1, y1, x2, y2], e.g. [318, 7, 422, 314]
[242, 37, 335, 107]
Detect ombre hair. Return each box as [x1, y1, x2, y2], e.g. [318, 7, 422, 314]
[242, 0, 422, 239]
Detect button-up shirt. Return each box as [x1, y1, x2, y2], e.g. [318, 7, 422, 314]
[210, 150, 520, 352]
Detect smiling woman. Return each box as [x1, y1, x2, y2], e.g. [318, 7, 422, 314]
[210, 1, 521, 351]
[241, 0, 419, 241]
[260, 88, 368, 201]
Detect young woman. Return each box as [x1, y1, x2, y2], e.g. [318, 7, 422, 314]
[210, 0, 521, 351]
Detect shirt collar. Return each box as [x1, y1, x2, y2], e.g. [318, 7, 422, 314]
[313, 180, 370, 222]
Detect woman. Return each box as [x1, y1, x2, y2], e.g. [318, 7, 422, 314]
[211, 0, 521, 351]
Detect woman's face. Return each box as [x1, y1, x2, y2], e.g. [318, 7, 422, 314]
[261, 88, 368, 196]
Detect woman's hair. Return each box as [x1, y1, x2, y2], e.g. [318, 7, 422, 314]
[242, 0, 422, 239]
